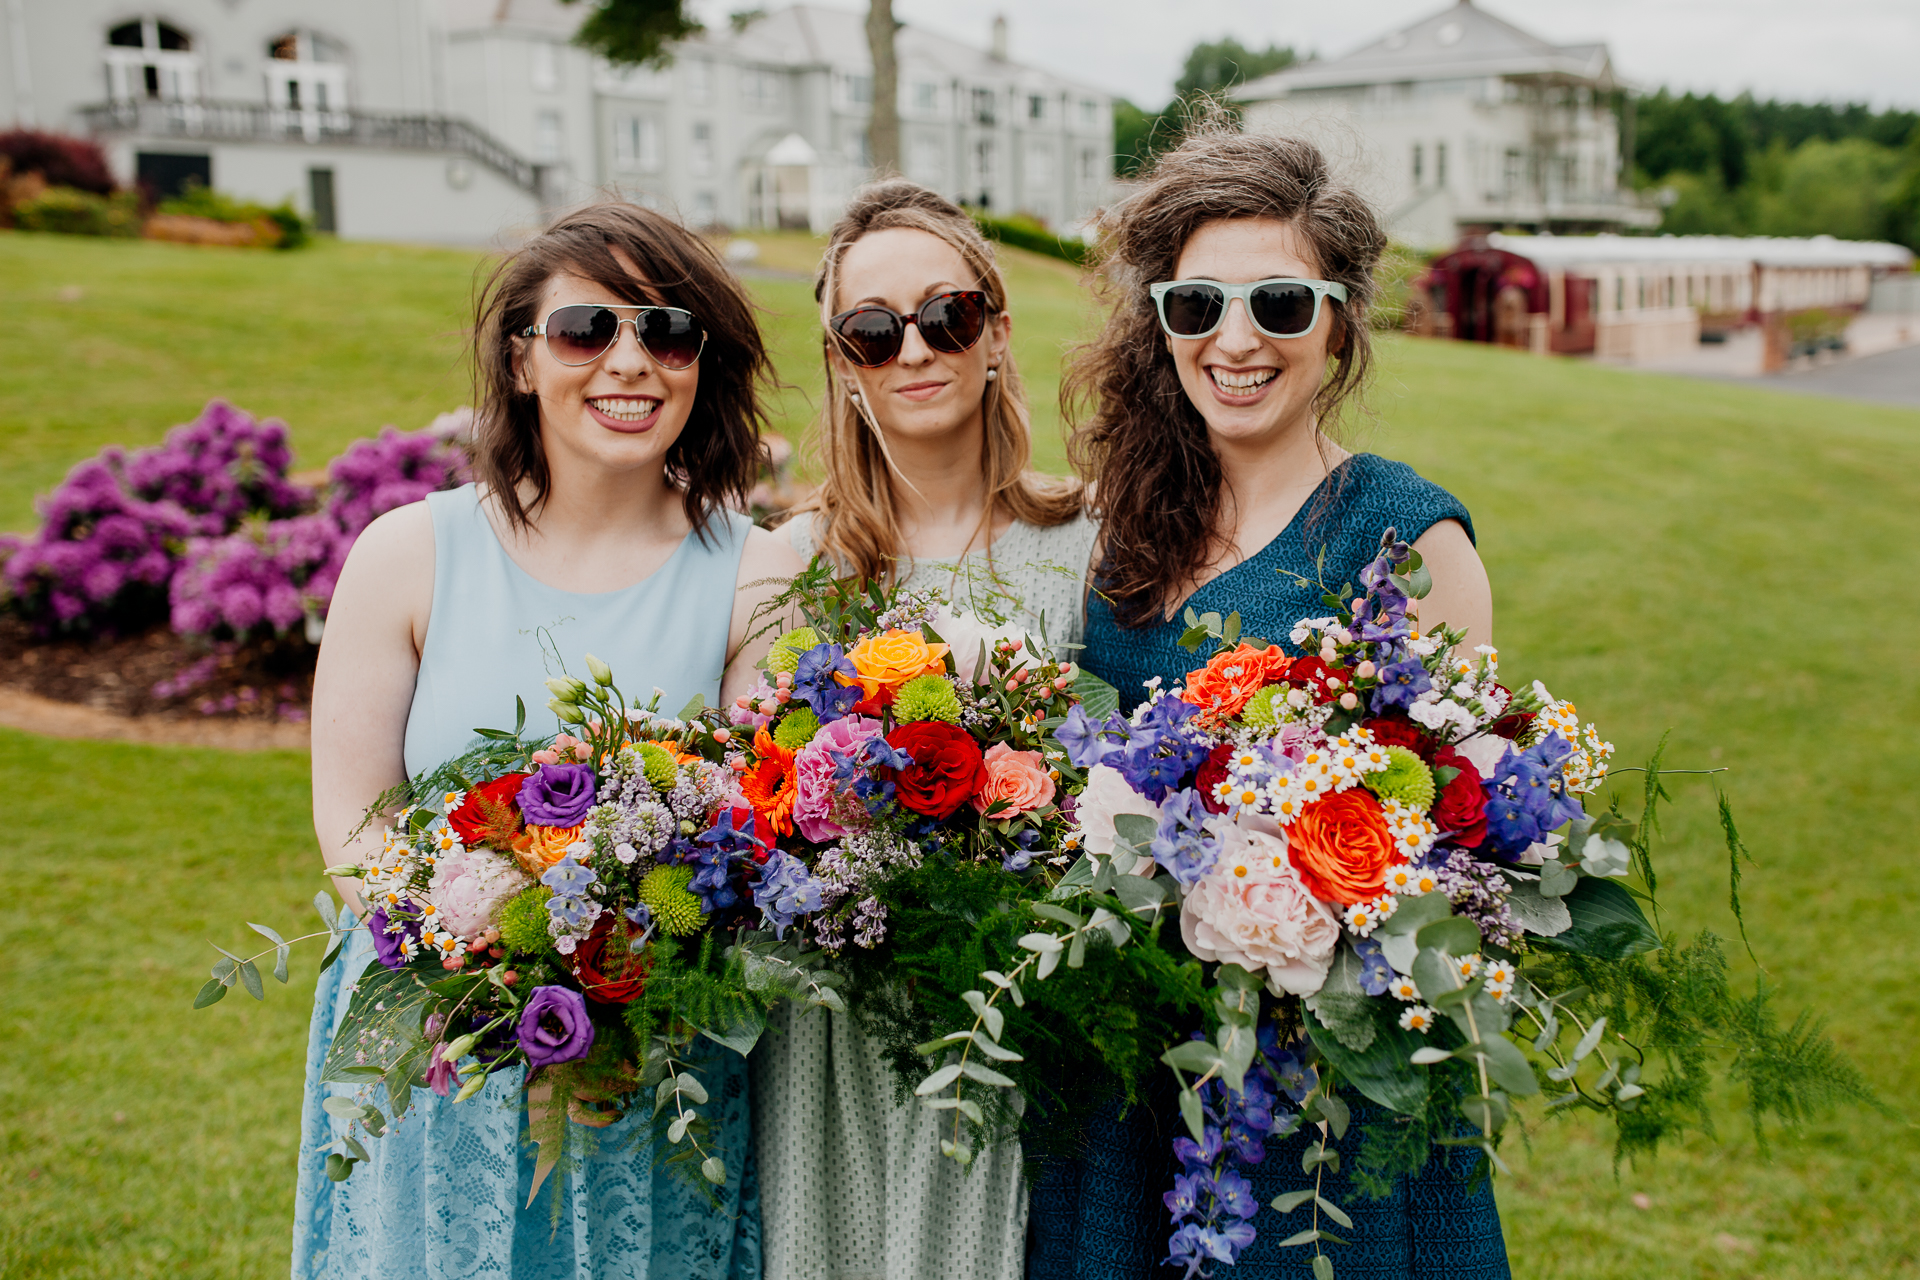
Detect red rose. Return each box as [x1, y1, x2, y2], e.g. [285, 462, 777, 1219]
[1429, 747, 1488, 848]
[1484, 685, 1536, 740]
[1282, 656, 1341, 704]
[883, 721, 990, 819]
[571, 915, 653, 1004]
[1194, 744, 1235, 814]
[447, 773, 529, 848]
[1360, 716, 1431, 760]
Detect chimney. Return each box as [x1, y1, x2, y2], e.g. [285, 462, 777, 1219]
[990, 14, 1008, 61]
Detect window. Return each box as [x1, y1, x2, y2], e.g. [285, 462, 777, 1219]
[1028, 93, 1046, 122]
[686, 59, 711, 104]
[1024, 142, 1054, 185]
[846, 74, 873, 106]
[1436, 142, 1447, 185]
[530, 42, 558, 91]
[613, 115, 661, 172]
[972, 87, 995, 126]
[909, 137, 945, 185]
[973, 138, 995, 205]
[1502, 147, 1522, 197]
[691, 121, 713, 176]
[535, 110, 564, 161]
[742, 67, 782, 111]
[914, 81, 938, 113]
[103, 18, 200, 102]
[693, 191, 716, 226]
[1411, 142, 1423, 183]
[1079, 147, 1097, 182]
[1079, 98, 1098, 128]
[264, 29, 349, 117]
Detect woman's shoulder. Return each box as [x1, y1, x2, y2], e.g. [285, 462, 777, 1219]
[770, 507, 820, 562]
[1332, 453, 1475, 546]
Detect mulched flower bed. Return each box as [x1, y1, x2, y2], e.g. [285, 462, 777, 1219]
[0, 615, 314, 722]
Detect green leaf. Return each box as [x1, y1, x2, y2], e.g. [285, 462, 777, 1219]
[247, 921, 286, 948]
[1313, 1092, 1351, 1140]
[313, 892, 339, 931]
[1066, 929, 1088, 969]
[514, 695, 526, 735]
[1412, 947, 1459, 1004]
[1272, 1188, 1317, 1214]
[1305, 942, 1378, 1053]
[915, 1064, 963, 1095]
[1304, 1005, 1427, 1114]
[699, 1004, 768, 1057]
[957, 1061, 1016, 1088]
[1536, 878, 1660, 957]
[676, 694, 707, 721]
[343, 1135, 370, 1161]
[1474, 1035, 1541, 1097]
[675, 1072, 710, 1106]
[969, 1031, 1024, 1062]
[1572, 1016, 1608, 1061]
[317, 932, 346, 976]
[1459, 1093, 1509, 1133]
[322, 1096, 366, 1120]
[1500, 873, 1573, 937]
[700, 1156, 727, 1185]
[1538, 857, 1578, 898]
[1315, 1194, 1355, 1229]
[1415, 916, 1482, 958]
[273, 944, 291, 985]
[1376, 892, 1450, 937]
[1409, 1046, 1453, 1065]
[1178, 625, 1212, 651]
[1111, 813, 1157, 857]
[238, 959, 265, 1001]
[1278, 1228, 1323, 1248]
[193, 978, 229, 1008]
[1069, 667, 1120, 721]
[1162, 1040, 1225, 1075]
[1111, 873, 1168, 920]
[1178, 1086, 1205, 1142]
[1313, 1255, 1335, 1280]
[962, 990, 1005, 1041]
[325, 1153, 354, 1182]
[1031, 903, 1085, 928]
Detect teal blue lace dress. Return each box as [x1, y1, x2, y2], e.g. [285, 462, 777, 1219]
[291, 485, 761, 1280]
[1031, 453, 1509, 1279]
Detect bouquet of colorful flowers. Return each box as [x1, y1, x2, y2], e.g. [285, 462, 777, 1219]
[912, 530, 1876, 1277]
[196, 661, 847, 1199]
[721, 561, 1090, 957]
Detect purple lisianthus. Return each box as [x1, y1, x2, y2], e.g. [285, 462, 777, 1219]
[517, 985, 596, 1067]
[426, 1041, 459, 1097]
[518, 763, 597, 827]
[367, 904, 419, 971]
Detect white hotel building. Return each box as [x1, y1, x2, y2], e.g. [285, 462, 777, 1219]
[0, 1, 1115, 243]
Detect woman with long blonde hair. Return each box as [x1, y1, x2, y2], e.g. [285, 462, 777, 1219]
[751, 179, 1095, 1280]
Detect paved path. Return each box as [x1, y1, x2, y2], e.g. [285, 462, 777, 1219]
[1703, 342, 1920, 409]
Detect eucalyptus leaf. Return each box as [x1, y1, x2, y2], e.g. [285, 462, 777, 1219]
[1572, 1016, 1608, 1062]
[700, 1156, 727, 1185]
[313, 892, 339, 928]
[1272, 1188, 1316, 1214]
[274, 944, 291, 985]
[958, 1061, 1016, 1088]
[915, 1064, 964, 1096]
[1066, 928, 1088, 969]
[1313, 1092, 1351, 1140]
[1409, 1046, 1453, 1065]
[1304, 943, 1378, 1053]
[322, 1096, 366, 1120]
[1538, 857, 1578, 898]
[1178, 1086, 1205, 1142]
[325, 1153, 353, 1182]
[1162, 1040, 1225, 1076]
[962, 990, 1005, 1042]
[1279, 1229, 1322, 1248]
[1474, 1035, 1541, 1097]
[238, 959, 265, 1001]
[675, 1072, 709, 1106]
[1376, 893, 1450, 937]
[1313, 1254, 1335, 1280]
[970, 1031, 1024, 1062]
[1315, 1194, 1355, 1229]
[1030, 903, 1085, 928]
[1415, 916, 1482, 958]
[248, 922, 287, 947]
[1500, 873, 1574, 936]
[193, 978, 229, 1008]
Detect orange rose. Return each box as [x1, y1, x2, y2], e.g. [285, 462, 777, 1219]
[1181, 643, 1295, 721]
[839, 629, 951, 707]
[514, 822, 585, 875]
[741, 727, 798, 838]
[1285, 790, 1395, 904]
[971, 742, 1056, 816]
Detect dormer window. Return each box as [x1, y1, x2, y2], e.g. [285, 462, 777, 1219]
[103, 18, 200, 101]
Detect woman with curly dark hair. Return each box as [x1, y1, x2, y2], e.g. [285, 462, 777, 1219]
[1031, 124, 1506, 1278]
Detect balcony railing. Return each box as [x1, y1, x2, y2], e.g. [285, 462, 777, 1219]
[79, 99, 547, 197]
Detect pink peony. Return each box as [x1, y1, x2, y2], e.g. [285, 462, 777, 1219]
[790, 714, 883, 842]
[1180, 818, 1341, 997]
[971, 742, 1055, 816]
[428, 843, 531, 939]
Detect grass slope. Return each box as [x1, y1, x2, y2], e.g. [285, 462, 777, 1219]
[3, 231, 1920, 1275]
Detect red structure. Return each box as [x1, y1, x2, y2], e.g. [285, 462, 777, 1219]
[1414, 238, 1596, 354]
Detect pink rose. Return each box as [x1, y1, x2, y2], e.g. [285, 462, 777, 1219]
[791, 714, 883, 842]
[971, 742, 1056, 816]
[1180, 819, 1341, 997]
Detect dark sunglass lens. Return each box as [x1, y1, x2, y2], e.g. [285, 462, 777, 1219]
[638, 308, 703, 369]
[834, 309, 904, 367]
[545, 305, 618, 363]
[1250, 283, 1317, 336]
[1161, 284, 1226, 336]
[919, 292, 988, 353]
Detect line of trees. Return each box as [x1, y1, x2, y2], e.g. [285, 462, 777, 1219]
[1632, 90, 1920, 250]
[1113, 39, 1296, 177]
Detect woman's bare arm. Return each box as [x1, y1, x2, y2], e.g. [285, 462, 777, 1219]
[721, 526, 804, 706]
[1408, 518, 1492, 651]
[310, 503, 436, 915]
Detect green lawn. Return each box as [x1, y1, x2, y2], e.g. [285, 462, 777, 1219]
[4, 229, 1920, 1276]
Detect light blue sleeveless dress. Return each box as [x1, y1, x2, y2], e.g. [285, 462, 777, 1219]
[291, 484, 762, 1280]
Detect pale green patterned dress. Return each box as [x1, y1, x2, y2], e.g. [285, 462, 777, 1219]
[751, 510, 1098, 1280]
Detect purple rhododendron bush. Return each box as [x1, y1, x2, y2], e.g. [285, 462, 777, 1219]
[0, 400, 470, 719]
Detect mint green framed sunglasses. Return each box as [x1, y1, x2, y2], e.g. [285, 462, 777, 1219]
[1149, 277, 1350, 341]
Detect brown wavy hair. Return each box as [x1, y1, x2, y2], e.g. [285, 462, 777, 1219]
[471, 201, 772, 538]
[782, 179, 1081, 582]
[1064, 123, 1385, 626]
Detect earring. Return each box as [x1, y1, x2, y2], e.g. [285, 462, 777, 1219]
[849, 391, 862, 403]
[985, 367, 999, 381]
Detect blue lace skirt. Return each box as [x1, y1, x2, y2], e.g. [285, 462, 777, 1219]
[1025, 1089, 1509, 1280]
[291, 925, 761, 1280]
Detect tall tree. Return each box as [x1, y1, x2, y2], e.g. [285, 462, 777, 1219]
[866, 0, 900, 176]
[1173, 38, 1295, 100]
[559, 0, 700, 67]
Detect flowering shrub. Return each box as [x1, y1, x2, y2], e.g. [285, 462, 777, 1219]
[124, 400, 309, 534]
[0, 454, 192, 633]
[325, 414, 471, 536]
[168, 513, 343, 641]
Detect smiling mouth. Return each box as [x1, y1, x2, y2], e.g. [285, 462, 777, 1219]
[1209, 367, 1278, 392]
[588, 396, 660, 422]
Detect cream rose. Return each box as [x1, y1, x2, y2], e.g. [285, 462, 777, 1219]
[1074, 763, 1162, 873]
[1180, 820, 1341, 997]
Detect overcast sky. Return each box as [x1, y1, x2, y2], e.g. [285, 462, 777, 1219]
[705, 0, 1920, 112]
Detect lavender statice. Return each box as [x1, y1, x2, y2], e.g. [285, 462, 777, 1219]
[1425, 847, 1520, 949]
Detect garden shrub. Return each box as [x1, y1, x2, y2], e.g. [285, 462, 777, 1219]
[0, 130, 115, 194]
[13, 186, 143, 238]
[159, 181, 310, 249]
[969, 209, 1090, 266]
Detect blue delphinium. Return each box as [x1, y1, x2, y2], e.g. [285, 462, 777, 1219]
[1370, 654, 1433, 712]
[792, 642, 862, 722]
[752, 850, 824, 939]
[1056, 703, 1127, 768]
[687, 808, 759, 912]
[1481, 734, 1586, 859]
[1152, 789, 1222, 885]
[1113, 694, 1211, 803]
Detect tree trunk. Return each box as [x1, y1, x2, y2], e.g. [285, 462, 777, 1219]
[865, 0, 900, 177]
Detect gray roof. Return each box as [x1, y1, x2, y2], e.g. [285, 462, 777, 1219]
[1237, 1, 1616, 98]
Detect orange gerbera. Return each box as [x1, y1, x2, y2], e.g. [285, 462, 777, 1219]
[1286, 789, 1395, 904]
[740, 726, 798, 838]
[1181, 643, 1295, 721]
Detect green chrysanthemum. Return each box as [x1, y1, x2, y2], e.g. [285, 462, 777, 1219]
[638, 742, 680, 792]
[1238, 684, 1293, 729]
[893, 672, 962, 724]
[497, 885, 555, 955]
[1364, 745, 1436, 810]
[773, 705, 822, 751]
[766, 626, 823, 674]
[639, 864, 704, 936]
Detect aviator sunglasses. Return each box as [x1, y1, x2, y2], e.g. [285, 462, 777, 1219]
[1149, 278, 1350, 342]
[827, 290, 991, 368]
[521, 303, 707, 370]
